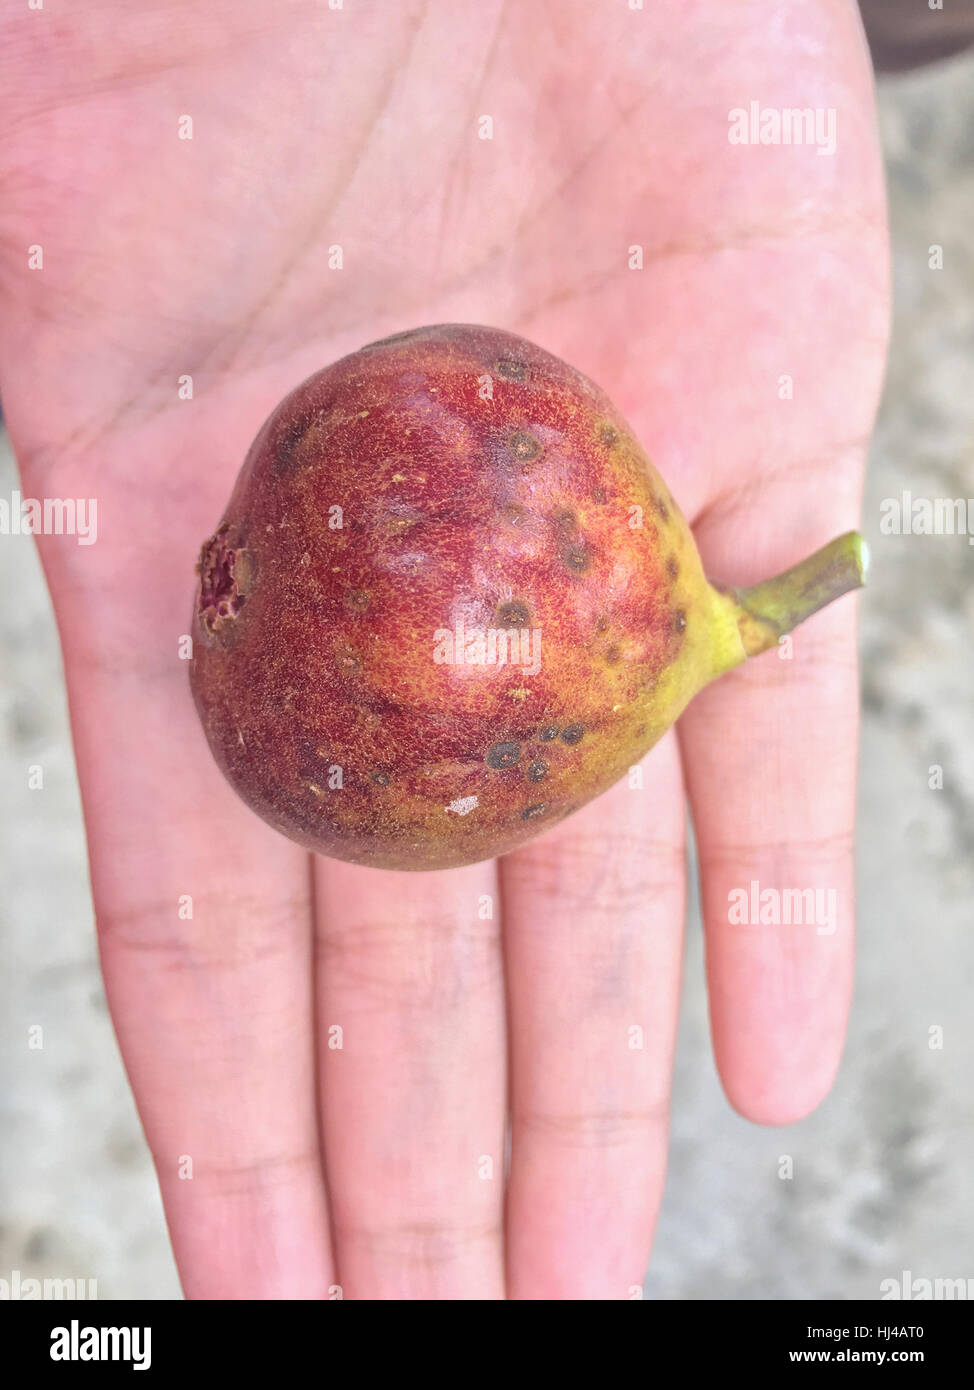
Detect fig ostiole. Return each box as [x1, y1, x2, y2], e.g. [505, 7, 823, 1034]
[189, 324, 866, 871]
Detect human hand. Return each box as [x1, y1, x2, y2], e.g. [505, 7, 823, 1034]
[0, 0, 889, 1298]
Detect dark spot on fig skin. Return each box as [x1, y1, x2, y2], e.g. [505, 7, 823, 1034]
[666, 555, 679, 579]
[538, 725, 559, 742]
[276, 416, 310, 462]
[346, 589, 371, 613]
[654, 495, 670, 522]
[496, 600, 530, 627]
[674, 610, 687, 633]
[560, 723, 584, 745]
[598, 422, 619, 447]
[563, 544, 590, 573]
[554, 509, 576, 531]
[595, 615, 610, 634]
[371, 770, 391, 786]
[273, 403, 336, 469]
[522, 803, 547, 820]
[592, 486, 608, 504]
[487, 741, 521, 770]
[495, 359, 527, 381]
[508, 431, 541, 462]
[605, 645, 621, 665]
[337, 648, 362, 676]
[501, 503, 528, 528]
[527, 759, 549, 783]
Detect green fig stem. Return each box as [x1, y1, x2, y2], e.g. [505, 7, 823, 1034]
[726, 531, 869, 658]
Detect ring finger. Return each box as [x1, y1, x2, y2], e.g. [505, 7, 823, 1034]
[313, 859, 507, 1299]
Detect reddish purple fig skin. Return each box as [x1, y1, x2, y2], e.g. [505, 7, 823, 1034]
[190, 324, 701, 870]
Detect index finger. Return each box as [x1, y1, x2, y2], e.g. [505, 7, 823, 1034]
[677, 497, 863, 1124]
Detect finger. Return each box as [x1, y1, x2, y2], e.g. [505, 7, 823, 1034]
[678, 499, 860, 1125]
[314, 860, 506, 1300]
[501, 733, 685, 1300]
[54, 586, 334, 1299]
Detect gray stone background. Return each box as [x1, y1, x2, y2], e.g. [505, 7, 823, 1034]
[1, 52, 971, 1301]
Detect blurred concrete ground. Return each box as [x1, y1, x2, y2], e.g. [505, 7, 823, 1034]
[1, 53, 972, 1301]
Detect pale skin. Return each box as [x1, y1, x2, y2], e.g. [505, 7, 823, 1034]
[0, 1, 889, 1298]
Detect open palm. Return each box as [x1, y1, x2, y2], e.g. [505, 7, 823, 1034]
[0, 0, 889, 1298]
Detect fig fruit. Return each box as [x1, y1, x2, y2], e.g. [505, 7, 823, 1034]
[190, 324, 866, 870]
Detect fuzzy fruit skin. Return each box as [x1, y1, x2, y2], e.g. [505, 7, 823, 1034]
[190, 324, 741, 870]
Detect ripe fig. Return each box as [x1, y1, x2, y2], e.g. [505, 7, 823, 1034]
[190, 324, 866, 870]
